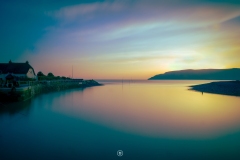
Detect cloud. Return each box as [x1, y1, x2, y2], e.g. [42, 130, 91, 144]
[48, 1, 126, 21]
[91, 49, 200, 65]
[25, 0, 240, 78]
[45, 1, 240, 45]
[49, 1, 240, 26]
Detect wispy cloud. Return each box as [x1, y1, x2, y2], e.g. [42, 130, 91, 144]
[50, 1, 240, 26]
[45, 1, 240, 44]
[25, 0, 240, 78]
[48, 1, 126, 20]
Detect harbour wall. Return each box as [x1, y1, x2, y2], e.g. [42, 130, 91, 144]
[0, 80, 101, 102]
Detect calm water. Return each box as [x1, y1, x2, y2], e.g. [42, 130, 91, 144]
[1, 80, 240, 160]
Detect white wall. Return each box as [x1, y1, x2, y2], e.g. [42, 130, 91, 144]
[26, 68, 36, 79]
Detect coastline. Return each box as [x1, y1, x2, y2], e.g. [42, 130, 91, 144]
[189, 80, 240, 97]
[0, 79, 102, 102]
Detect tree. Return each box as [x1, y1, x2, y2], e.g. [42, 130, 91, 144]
[37, 71, 45, 77]
[47, 72, 54, 77]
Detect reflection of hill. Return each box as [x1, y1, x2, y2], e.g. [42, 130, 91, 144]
[149, 68, 240, 80]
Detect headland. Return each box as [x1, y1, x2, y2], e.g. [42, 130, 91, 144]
[189, 80, 240, 97]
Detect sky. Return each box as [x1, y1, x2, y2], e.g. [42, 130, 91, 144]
[1, 0, 240, 79]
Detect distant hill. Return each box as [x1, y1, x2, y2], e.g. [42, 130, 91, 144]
[148, 68, 240, 80]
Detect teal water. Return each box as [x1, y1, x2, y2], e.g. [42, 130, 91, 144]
[1, 80, 240, 160]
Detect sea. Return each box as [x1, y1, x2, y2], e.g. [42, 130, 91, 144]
[1, 80, 240, 160]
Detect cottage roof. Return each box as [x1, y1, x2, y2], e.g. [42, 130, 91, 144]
[5, 73, 14, 79]
[0, 61, 36, 75]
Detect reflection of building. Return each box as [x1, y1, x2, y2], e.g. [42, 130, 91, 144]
[0, 60, 37, 81]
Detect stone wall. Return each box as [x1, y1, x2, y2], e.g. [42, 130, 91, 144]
[0, 80, 102, 102]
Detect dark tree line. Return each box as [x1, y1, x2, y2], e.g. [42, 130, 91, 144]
[37, 71, 71, 80]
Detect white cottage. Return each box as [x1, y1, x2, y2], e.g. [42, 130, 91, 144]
[0, 60, 37, 81]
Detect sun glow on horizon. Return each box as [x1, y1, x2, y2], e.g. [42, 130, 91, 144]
[1, 0, 239, 79]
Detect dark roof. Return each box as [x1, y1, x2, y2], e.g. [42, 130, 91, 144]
[5, 74, 14, 79]
[0, 61, 36, 75]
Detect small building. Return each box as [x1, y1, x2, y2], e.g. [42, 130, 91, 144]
[0, 60, 37, 81]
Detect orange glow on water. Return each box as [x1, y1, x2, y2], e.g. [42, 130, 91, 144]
[52, 80, 240, 138]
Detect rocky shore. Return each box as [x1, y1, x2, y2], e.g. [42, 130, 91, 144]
[189, 80, 240, 96]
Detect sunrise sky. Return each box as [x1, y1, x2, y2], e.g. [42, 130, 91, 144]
[1, 0, 240, 79]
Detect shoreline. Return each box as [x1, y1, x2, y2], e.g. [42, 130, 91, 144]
[189, 80, 240, 97]
[0, 79, 103, 102]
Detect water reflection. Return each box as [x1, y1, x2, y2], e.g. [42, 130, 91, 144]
[0, 100, 32, 116]
[2, 81, 240, 139]
[0, 88, 86, 116]
[48, 80, 240, 138]
[1, 80, 240, 159]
